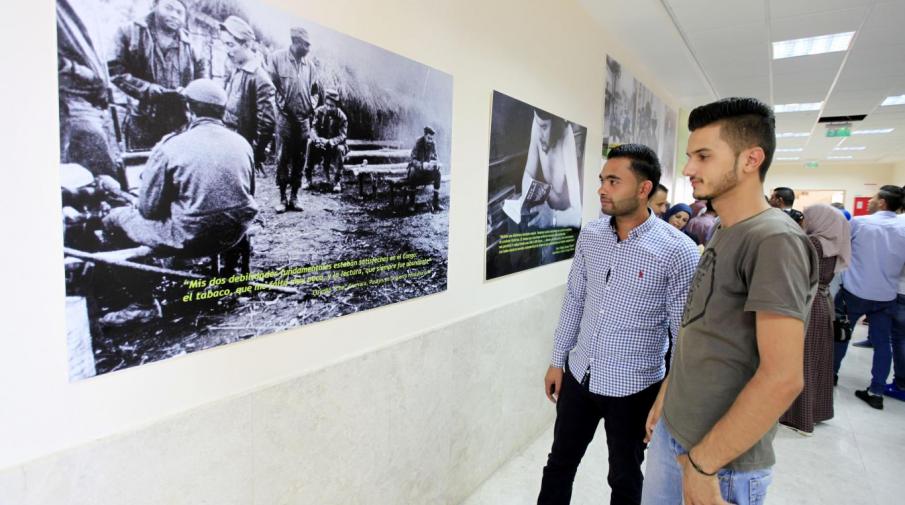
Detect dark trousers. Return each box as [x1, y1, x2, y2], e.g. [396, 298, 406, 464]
[538, 368, 660, 505]
[276, 115, 310, 190]
[834, 287, 896, 394]
[307, 143, 345, 184]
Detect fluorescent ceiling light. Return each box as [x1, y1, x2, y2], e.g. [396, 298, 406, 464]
[881, 94, 905, 106]
[776, 148, 803, 152]
[774, 102, 823, 113]
[852, 128, 894, 135]
[827, 155, 853, 160]
[833, 146, 866, 151]
[776, 157, 800, 161]
[772, 32, 855, 59]
[776, 132, 810, 138]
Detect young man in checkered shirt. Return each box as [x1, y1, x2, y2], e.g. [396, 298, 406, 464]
[538, 144, 699, 505]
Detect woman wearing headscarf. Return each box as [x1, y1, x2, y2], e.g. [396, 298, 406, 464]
[663, 203, 699, 245]
[780, 204, 852, 435]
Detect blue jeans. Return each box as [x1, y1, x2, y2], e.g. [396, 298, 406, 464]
[892, 294, 905, 388]
[833, 287, 896, 394]
[641, 422, 772, 505]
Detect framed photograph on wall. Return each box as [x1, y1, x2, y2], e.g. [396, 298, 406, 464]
[57, 0, 453, 380]
[485, 91, 587, 280]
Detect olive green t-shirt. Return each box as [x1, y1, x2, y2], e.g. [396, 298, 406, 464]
[662, 208, 818, 471]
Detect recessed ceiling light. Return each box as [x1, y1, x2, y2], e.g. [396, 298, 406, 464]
[776, 148, 803, 152]
[881, 94, 905, 106]
[776, 132, 810, 138]
[827, 155, 853, 160]
[772, 32, 855, 60]
[833, 146, 866, 151]
[776, 157, 801, 161]
[774, 102, 823, 113]
[852, 128, 894, 135]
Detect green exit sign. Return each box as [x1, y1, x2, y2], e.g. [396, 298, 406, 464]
[826, 127, 851, 137]
[805, 161, 819, 168]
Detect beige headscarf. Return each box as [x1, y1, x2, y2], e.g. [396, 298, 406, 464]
[803, 204, 851, 273]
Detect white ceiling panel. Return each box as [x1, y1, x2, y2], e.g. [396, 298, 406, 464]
[769, 0, 877, 19]
[772, 75, 834, 103]
[687, 23, 766, 48]
[772, 52, 846, 75]
[669, 1, 766, 33]
[770, 7, 869, 42]
[855, 1, 905, 42]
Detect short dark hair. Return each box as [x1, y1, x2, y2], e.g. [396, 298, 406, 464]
[878, 184, 905, 212]
[655, 183, 668, 195]
[773, 187, 795, 206]
[187, 99, 225, 120]
[688, 97, 776, 181]
[607, 143, 661, 198]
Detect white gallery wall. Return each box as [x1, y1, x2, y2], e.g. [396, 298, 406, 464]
[766, 162, 899, 211]
[0, 0, 684, 487]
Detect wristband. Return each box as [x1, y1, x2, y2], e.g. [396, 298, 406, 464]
[687, 450, 718, 477]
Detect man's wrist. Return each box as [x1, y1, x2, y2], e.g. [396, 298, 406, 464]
[686, 448, 718, 477]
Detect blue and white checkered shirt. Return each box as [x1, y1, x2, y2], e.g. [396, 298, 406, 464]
[552, 211, 700, 397]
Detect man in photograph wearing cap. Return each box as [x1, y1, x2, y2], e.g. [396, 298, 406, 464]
[267, 26, 321, 211]
[220, 16, 276, 182]
[103, 78, 258, 258]
[109, 0, 207, 149]
[308, 89, 349, 192]
[405, 126, 442, 212]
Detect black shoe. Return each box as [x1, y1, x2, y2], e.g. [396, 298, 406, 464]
[855, 389, 884, 410]
[852, 339, 873, 348]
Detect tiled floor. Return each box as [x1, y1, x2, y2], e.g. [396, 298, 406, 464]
[462, 324, 904, 504]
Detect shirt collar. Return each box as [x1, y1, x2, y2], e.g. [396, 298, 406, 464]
[237, 59, 259, 73]
[288, 51, 309, 66]
[607, 208, 657, 241]
[188, 117, 223, 129]
[874, 210, 897, 218]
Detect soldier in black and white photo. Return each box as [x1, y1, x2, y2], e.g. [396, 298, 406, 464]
[220, 15, 276, 180]
[405, 126, 442, 212]
[267, 26, 321, 212]
[109, 0, 208, 150]
[308, 89, 348, 192]
[57, 0, 118, 179]
[103, 79, 258, 259]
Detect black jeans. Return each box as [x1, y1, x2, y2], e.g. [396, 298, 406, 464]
[538, 368, 660, 505]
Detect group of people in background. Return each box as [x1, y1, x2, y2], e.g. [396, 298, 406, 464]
[539, 95, 905, 505]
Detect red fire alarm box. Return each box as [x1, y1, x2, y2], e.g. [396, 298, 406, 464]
[853, 197, 871, 216]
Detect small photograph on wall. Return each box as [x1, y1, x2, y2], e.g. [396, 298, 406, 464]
[57, 0, 453, 380]
[603, 55, 677, 190]
[485, 91, 586, 280]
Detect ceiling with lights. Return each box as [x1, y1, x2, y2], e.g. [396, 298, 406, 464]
[579, 0, 905, 163]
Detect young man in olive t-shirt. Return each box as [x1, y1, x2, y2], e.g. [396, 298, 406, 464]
[641, 98, 818, 505]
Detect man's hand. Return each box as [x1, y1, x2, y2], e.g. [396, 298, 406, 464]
[544, 366, 563, 403]
[146, 84, 169, 98]
[677, 454, 728, 505]
[644, 397, 662, 443]
[644, 377, 669, 443]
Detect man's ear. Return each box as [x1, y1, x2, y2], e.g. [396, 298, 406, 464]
[639, 179, 653, 199]
[742, 147, 766, 176]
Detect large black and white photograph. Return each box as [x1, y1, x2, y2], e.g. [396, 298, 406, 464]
[485, 91, 585, 280]
[58, 0, 453, 380]
[603, 55, 678, 189]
